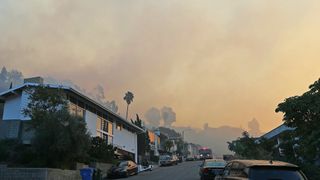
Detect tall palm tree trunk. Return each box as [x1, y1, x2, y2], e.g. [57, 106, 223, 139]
[126, 103, 129, 120]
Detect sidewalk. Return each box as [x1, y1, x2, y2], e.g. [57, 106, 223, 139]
[138, 163, 159, 172]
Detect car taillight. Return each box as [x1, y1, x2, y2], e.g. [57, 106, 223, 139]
[203, 168, 209, 173]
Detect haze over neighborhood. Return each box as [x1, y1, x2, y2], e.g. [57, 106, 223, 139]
[1, 0, 320, 154]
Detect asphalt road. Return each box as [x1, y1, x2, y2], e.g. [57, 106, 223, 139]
[127, 161, 202, 180]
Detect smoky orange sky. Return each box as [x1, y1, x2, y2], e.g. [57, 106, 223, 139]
[1, 0, 320, 133]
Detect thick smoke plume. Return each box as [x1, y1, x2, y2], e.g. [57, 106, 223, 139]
[46, 77, 119, 113]
[248, 118, 262, 137]
[46, 77, 120, 113]
[144, 106, 177, 127]
[161, 106, 176, 127]
[1, 1, 317, 132]
[144, 107, 161, 127]
[0, 67, 119, 113]
[0, 67, 23, 92]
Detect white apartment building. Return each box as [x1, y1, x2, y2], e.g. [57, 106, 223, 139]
[0, 77, 143, 162]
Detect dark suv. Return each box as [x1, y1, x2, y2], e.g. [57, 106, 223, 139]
[215, 160, 308, 180]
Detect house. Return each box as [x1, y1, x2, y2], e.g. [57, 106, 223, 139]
[158, 132, 169, 154]
[0, 77, 143, 162]
[135, 127, 160, 163]
[147, 129, 160, 156]
[257, 124, 295, 157]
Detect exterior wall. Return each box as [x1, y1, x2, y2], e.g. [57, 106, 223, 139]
[113, 124, 138, 162]
[0, 165, 81, 180]
[0, 103, 4, 120]
[85, 110, 98, 137]
[0, 85, 140, 163]
[20, 90, 31, 120]
[2, 94, 21, 120]
[0, 120, 21, 139]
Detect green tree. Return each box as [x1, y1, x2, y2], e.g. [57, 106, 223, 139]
[175, 139, 184, 155]
[88, 137, 116, 163]
[227, 131, 273, 160]
[276, 79, 320, 164]
[164, 140, 174, 152]
[131, 114, 150, 156]
[131, 114, 143, 128]
[276, 78, 320, 179]
[23, 86, 91, 168]
[123, 91, 134, 120]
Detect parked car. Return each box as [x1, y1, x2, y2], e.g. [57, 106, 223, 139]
[107, 160, 138, 178]
[186, 155, 195, 161]
[159, 155, 177, 166]
[199, 159, 226, 180]
[171, 155, 179, 164]
[215, 160, 308, 180]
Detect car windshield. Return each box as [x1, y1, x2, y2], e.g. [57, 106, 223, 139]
[249, 167, 306, 180]
[117, 161, 128, 167]
[205, 161, 226, 167]
[160, 156, 170, 160]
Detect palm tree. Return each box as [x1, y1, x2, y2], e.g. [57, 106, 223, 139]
[123, 91, 134, 120]
[164, 140, 174, 152]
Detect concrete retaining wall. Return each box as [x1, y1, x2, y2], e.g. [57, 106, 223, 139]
[90, 162, 113, 178]
[0, 165, 81, 180]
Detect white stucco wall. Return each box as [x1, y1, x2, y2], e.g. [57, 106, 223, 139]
[85, 110, 97, 137]
[2, 95, 22, 120]
[1, 87, 139, 163]
[20, 91, 31, 120]
[113, 125, 138, 162]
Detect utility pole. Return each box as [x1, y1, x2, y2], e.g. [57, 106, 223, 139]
[182, 131, 185, 156]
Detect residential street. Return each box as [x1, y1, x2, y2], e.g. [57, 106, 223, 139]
[128, 161, 201, 180]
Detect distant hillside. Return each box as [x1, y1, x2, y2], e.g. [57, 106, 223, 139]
[174, 125, 244, 156]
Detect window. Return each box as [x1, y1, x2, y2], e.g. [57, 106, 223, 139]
[102, 133, 108, 141]
[102, 119, 108, 132]
[69, 102, 85, 118]
[96, 131, 102, 137]
[69, 103, 77, 115]
[96, 131, 113, 145]
[108, 136, 113, 144]
[116, 123, 122, 131]
[108, 122, 113, 135]
[76, 106, 84, 118]
[224, 163, 232, 176]
[96, 118, 102, 131]
[230, 162, 247, 177]
[249, 167, 306, 180]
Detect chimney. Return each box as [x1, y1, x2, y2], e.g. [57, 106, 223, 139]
[24, 77, 44, 84]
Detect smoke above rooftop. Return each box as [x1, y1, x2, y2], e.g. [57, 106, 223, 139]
[1, 1, 320, 132]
